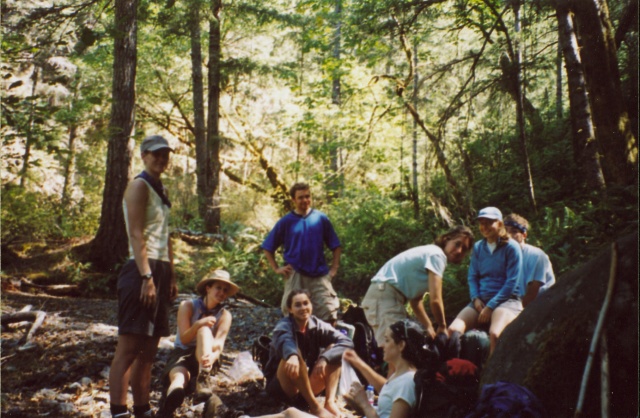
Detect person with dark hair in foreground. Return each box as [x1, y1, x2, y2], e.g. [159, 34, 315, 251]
[343, 320, 433, 418]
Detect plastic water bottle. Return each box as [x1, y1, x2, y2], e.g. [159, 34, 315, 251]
[366, 385, 375, 406]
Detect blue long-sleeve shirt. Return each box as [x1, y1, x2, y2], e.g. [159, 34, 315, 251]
[468, 238, 523, 309]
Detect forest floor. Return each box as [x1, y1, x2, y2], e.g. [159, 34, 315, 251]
[0, 239, 359, 418]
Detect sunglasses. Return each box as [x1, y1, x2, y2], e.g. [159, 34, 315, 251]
[392, 319, 412, 340]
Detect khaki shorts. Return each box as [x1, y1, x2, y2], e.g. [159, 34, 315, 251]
[495, 298, 524, 315]
[361, 282, 407, 345]
[281, 271, 339, 322]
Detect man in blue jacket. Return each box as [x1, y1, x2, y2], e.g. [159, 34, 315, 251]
[262, 183, 342, 324]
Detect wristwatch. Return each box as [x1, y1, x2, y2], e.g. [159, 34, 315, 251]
[142, 273, 153, 281]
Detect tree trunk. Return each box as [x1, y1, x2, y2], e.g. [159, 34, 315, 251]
[556, 39, 563, 119]
[61, 123, 77, 208]
[513, 2, 537, 212]
[411, 41, 420, 219]
[572, 0, 638, 187]
[91, 0, 137, 271]
[556, 4, 606, 192]
[204, 0, 222, 233]
[190, 0, 207, 220]
[19, 66, 39, 188]
[327, 0, 342, 202]
[394, 26, 468, 217]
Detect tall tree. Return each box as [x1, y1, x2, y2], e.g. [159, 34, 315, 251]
[189, 0, 208, 220]
[91, 0, 138, 270]
[204, 0, 222, 233]
[572, 0, 638, 187]
[411, 41, 419, 219]
[556, 2, 606, 192]
[512, 1, 537, 211]
[326, 0, 343, 202]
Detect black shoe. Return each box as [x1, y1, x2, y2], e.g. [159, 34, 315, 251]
[159, 386, 185, 417]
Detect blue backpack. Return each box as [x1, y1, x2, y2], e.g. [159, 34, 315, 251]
[467, 381, 548, 418]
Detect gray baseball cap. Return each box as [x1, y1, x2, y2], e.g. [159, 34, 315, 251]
[477, 206, 503, 221]
[140, 135, 174, 153]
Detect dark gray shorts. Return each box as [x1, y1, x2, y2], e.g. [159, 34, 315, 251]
[117, 258, 172, 337]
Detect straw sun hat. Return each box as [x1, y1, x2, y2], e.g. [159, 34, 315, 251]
[195, 269, 240, 297]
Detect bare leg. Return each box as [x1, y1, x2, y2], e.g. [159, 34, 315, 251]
[309, 363, 341, 416]
[167, 366, 189, 393]
[196, 326, 215, 369]
[488, 307, 517, 355]
[276, 359, 334, 418]
[163, 366, 189, 414]
[129, 337, 160, 406]
[448, 307, 479, 334]
[251, 407, 317, 418]
[110, 334, 156, 406]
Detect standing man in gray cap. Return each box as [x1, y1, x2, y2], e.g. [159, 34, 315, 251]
[109, 135, 178, 418]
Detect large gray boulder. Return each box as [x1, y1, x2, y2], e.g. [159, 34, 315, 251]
[482, 232, 638, 417]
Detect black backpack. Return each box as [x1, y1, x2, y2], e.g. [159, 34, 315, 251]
[252, 335, 272, 371]
[460, 330, 490, 372]
[414, 358, 479, 418]
[341, 305, 383, 379]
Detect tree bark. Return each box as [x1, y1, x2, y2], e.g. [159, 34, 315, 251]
[572, 0, 638, 186]
[90, 0, 137, 271]
[513, 2, 537, 212]
[556, 4, 606, 192]
[556, 40, 563, 119]
[19, 66, 39, 188]
[204, 0, 222, 233]
[411, 41, 420, 219]
[61, 124, 77, 208]
[326, 0, 342, 202]
[190, 0, 207, 220]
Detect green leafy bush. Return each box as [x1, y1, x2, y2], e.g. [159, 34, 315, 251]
[172, 222, 283, 306]
[1, 185, 99, 243]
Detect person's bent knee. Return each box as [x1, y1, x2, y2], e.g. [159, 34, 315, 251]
[197, 326, 214, 338]
[448, 318, 466, 334]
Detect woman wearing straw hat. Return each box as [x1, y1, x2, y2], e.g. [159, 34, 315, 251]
[158, 269, 239, 417]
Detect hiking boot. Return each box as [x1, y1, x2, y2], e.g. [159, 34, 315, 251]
[134, 410, 155, 418]
[194, 369, 213, 403]
[202, 393, 223, 418]
[112, 413, 131, 418]
[158, 386, 185, 418]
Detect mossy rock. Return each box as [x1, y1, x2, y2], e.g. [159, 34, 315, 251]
[481, 232, 638, 417]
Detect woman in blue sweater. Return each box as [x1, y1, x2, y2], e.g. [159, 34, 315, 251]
[448, 207, 523, 355]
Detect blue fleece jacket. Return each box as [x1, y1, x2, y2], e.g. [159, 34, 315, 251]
[467, 238, 523, 309]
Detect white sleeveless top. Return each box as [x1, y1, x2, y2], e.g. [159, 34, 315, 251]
[123, 178, 171, 262]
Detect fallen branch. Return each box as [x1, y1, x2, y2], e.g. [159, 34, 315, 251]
[1, 311, 41, 324]
[236, 292, 274, 308]
[1, 309, 47, 351]
[20, 278, 80, 297]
